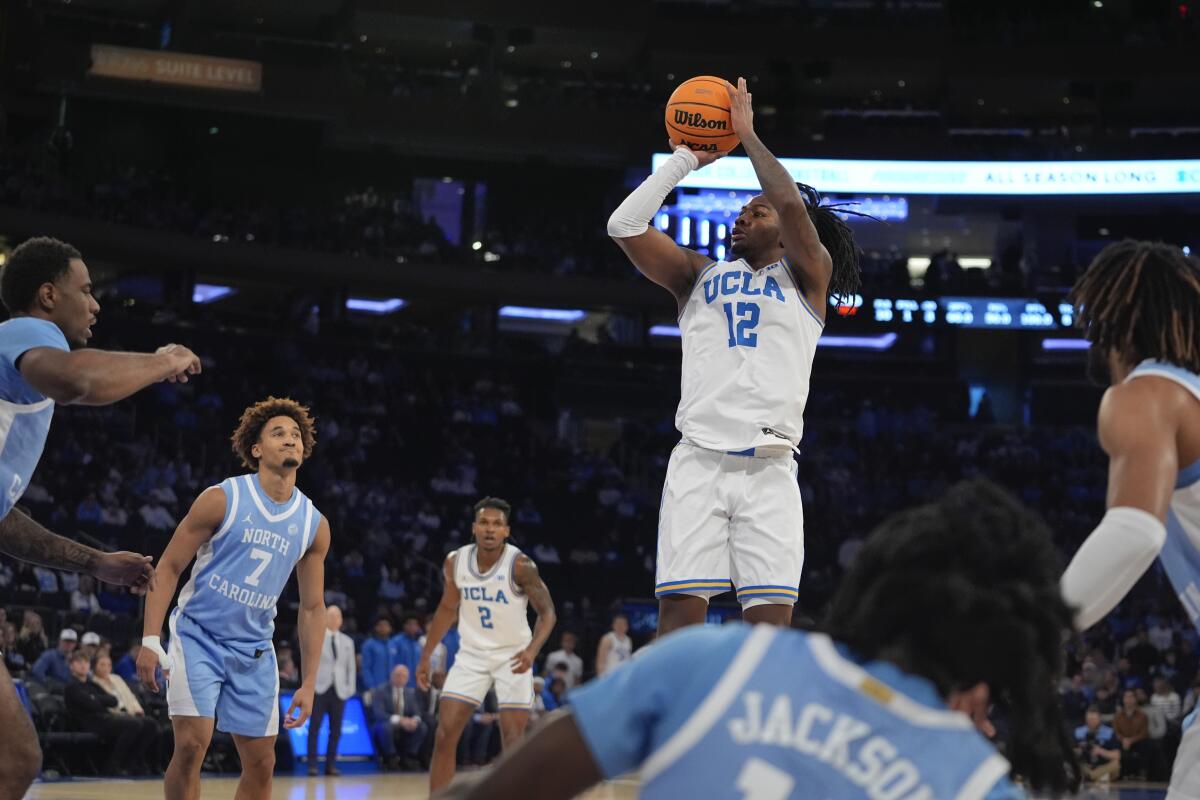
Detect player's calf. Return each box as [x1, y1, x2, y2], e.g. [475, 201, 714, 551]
[0, 730, 40, 800]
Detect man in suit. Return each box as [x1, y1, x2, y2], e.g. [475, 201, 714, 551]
[307, 605, 356, 776]
[371, 664, 429, 771]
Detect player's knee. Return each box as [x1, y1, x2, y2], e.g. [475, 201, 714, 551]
[0, 735, 41, 798]
[171, 737, 208, 769]
[244, 750, 275, 778]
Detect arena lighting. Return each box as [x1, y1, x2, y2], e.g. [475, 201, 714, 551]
[345, 297, 407, 314]
[498, 306, 586, 322]
[651, 154, 1200, 196]
[649, 325, 681, 337]
[817, 333, 898, 350]
[1041, 338, 1091, 351]
[192, 283, 235, 304]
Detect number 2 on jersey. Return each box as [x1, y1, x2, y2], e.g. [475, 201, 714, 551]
[736, 757, 794, 800]
[723, 302, 760, 348]
[478, 606, 494, 629]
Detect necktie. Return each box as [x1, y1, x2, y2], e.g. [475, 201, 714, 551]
[330, 634, 337, 661]
[395, 687, 403, 714]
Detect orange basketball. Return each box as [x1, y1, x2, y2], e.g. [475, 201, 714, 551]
[665, 76, 739, 155]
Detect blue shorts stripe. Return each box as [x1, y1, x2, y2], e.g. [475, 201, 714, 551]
[736, 584, 800, 592]
[656, 578, 732, 588]
[441, 692, 481, 708]
[736, 591, 799, 600]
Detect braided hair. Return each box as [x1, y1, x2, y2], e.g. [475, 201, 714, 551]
[825, 479, 1080, 794]
[797, 182, 868, 301]
[1070, 240, 1200, 373]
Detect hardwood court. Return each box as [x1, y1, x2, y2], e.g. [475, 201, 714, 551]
[24, 774, 1169, 800]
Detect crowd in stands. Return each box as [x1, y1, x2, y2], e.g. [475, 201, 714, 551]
[0, 298, 1192, 782]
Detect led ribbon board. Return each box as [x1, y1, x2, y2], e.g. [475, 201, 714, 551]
[651, 154, 1200, 196]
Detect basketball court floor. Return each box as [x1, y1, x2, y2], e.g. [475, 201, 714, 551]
[24, 772, 1169, 799]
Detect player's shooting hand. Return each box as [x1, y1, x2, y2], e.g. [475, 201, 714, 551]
[284, 684, 315, 729]
[509, 648, 534, 674]
[157, 344, 202, 384]
[671, 142, 725, 168]
[725, 77, 754, 140]
[94, 551, 156, 594]
[415, 657, 432, 691]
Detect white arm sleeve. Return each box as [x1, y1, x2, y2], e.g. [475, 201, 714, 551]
[606, 147, 699, 238]
[1061, 506, 1167, 631]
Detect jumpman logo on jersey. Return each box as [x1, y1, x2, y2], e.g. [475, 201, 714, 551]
[243, 512, 254, 525]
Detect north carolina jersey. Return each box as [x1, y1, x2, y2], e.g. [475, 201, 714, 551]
[175, 474, 321, 646]
[453, 543, 531, 653]
[0, 318, 69, 519]
[1126, 360, 1200, 632]
[572, 625, 1020, 800]
[676, 256, 823, 451]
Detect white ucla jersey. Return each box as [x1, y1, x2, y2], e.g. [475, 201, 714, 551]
[600, 631, 633, 672]
[677, 256, 823, 451]
[453, 543, 531, 653]
[1126, 360, 1200, 631]
[175, 474, 320, 646]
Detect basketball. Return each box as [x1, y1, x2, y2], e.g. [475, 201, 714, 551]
[665, 76, 740, 155]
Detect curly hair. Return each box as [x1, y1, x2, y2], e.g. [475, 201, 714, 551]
[1, 236, 82, 313]
[1069, 239, 1200, 373]
[230, 396, 317, 470]
[825, 479, 1080, 794]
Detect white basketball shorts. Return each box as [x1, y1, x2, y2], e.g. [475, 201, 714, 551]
[655, 440, 804, 609]
[441, 647, 534, 712]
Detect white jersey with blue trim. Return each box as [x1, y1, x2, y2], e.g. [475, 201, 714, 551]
[1126, 360, 1200, 632]
[175, 474, 320, 646]
[676, 257, 822, 452]
[0, 318, 70, 519]
[571, 624, 1021, 800]
[453, 543, 531, 654]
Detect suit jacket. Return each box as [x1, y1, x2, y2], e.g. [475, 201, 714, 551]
[371, 682, 424, 722]
[315, 630, 356, 700]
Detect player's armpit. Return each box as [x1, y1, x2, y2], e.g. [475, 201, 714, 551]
[433, 710, 602, 800]
[1097, 380, 1180, 519]
[611, 231, 711, 302]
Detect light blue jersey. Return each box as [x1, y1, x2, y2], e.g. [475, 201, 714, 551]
[1125, 360, 1200, 637]
[572, 625, 1020, 800]
[0, 317, 69, 518]
[175, 473, 321, 647]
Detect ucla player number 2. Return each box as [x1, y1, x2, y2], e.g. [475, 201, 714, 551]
[722, 302, 760, 348]
[478, 606, 494, 629]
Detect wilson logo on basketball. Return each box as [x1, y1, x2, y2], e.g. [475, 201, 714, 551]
[674, 110, 728, 130]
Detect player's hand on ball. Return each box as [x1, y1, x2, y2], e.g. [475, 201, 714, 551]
[415, 657, 432, 691]
[284, 685, 315, 729]
[671, 142, 725, 168]
[509, 648, 535, 674]
[156, 344, 202, 383]
[725, 77, 754, 139]
[94, 551, 156, 594]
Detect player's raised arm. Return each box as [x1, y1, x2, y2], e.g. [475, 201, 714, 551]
[19, 344, 201, 406]
[607, 147, 723, 304]
[509, 555, 556, 674]
[726, 77, 832, 307]
[285, 515, 331, 729]
[137, 485, 226, 691]
[1061, 379, 1179, 629]
[417, 553, 461, 690]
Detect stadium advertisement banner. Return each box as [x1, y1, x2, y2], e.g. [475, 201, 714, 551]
[652, 153, 1200, 196]
[89, 45, 263, 93]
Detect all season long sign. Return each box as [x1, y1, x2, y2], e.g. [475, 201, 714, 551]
[89, 45, 262, 93]
[652, 153, 1200, 196]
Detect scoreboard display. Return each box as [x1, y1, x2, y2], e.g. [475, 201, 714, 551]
[832, 295, 1076, 330]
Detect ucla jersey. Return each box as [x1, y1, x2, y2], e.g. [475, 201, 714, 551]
[175, 474, 321, 646]
[453, 543, 530, 653]
[677, 257, 823, 451]
[1126, 360, 1200, 631]
[0, 318, 69, 519]
[572, 625, 1019, 800]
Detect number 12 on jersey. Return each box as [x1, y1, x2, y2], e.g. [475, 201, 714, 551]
[723, 302, 760, 348]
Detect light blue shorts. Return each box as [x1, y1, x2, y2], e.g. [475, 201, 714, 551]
[166, 609, 280, 737]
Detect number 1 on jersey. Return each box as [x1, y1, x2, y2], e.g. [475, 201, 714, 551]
[722, 302, 760, 348]
[478, 606, 494, 629]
